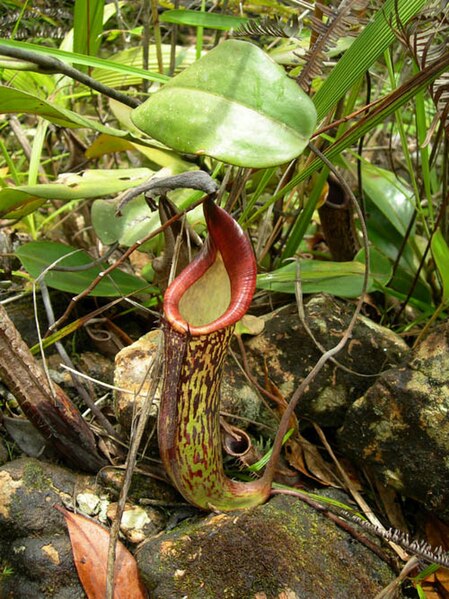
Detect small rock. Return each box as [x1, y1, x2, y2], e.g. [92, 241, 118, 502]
[339, 321, 449, 519]
[107, 502, 165, 543]
[114, 330, 162, 436]
[136, 494, 403, 599]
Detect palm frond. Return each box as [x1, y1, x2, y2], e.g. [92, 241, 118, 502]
[297, 0, 370, 92]
[232, 15, 302, 39]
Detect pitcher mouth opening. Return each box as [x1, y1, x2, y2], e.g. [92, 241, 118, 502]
[163, 198, 256, 336]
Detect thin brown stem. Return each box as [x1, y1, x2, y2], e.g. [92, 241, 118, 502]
[105, 335, 163, 599]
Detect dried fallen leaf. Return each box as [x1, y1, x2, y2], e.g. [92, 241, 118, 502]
[285, 435, 341, 487]
[56, 505, 148, 599]
[262, 369, 340, 486]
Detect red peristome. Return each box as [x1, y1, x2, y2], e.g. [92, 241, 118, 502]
[163, 198, 256, 335]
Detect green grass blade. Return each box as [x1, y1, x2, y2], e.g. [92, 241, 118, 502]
[313, 0, 428, 121]
[73, 0, 105, 69]
[0, 39, 169, 83]
[431, 229, 449, 303]
[160, 9, 248, 31]
[249, 51, 449, 228]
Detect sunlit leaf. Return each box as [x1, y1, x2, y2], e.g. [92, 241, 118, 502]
[91, 45, 196, 88]
[0, 38, 168, 83]
[131, 40, 317, 168]
[0, 168, 153, 219]
[160, 9, 248, 30]
[0, 86, 128, 136]
[431, 229, 449, 303]
[257, 249, 392, 298]
[56, 506, 148, 599]
[16, 241, 149, 297]
[86, 133, 194, 172]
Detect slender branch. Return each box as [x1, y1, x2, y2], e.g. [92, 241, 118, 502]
[262, 142, 370, 486]
[105, 335, 163, 599]
[0, 45, 140, 108]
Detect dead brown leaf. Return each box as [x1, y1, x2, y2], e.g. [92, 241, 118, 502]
[56, 505, 148, 599]
[285, 435, 341, 486]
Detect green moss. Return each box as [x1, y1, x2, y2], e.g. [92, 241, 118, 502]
[22, 461, 50, 492]
[138, 495, 399, 599]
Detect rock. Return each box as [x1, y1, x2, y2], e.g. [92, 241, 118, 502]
[244, 296, 408, 427]
[136, 494, 403, 599]
[339, 321, 449, 519]
[0, 458, 95, 598]
[0, 458, 165, 598]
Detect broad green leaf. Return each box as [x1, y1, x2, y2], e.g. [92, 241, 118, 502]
[0, 168, 153, 218]
[131, 40, 317, 168]
[431, 229, 449, 303]
[16, 241, 149, 297]
[0, 86, 128, 135]
[0, 39, 168, 84]
[91, 196, 159, 246]
[160, 10, 248, 30]
[362, 163, 414, 237]
[257, 249, 392, 298]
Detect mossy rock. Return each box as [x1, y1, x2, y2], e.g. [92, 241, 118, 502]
[136, 494, 404, 599]
[340, 320, 449, 520]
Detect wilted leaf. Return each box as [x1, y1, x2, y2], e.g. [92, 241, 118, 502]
[131, 40, 317, 168]
[56, 506, 148, 599]
[285, 436, 341, 487]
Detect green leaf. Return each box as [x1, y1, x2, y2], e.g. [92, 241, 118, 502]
[0, 38, 169, 84]
[16, 241, 149, 297]
[131, 40, 317, 168]
[160, 10, 248, 30]
[91, 195, 160, 246]
[313, 0, 428, 120]
[91, 45, 196, 89]
[431, 229, 449, 303]
[0, 86, 128, 135]
[362, 163, 414, 237]
[73, 0, 105, 67]
[0, 168, 153, 219]
[257, 249, 392, 298]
